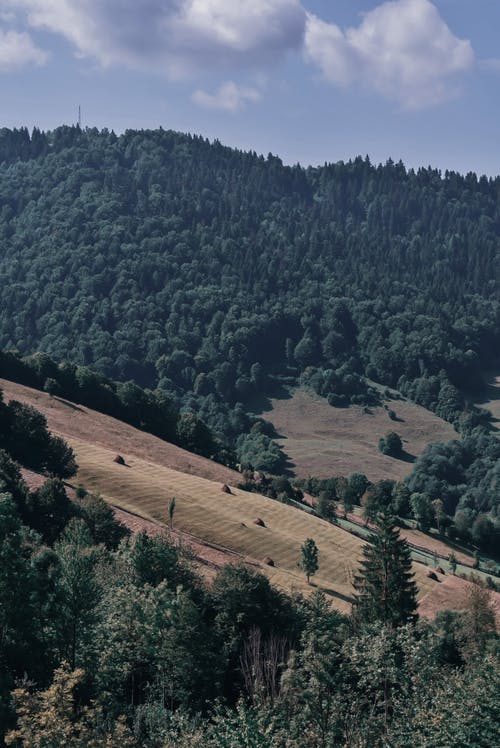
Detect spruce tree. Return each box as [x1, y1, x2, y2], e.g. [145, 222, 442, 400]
[352, 512, 417, 627]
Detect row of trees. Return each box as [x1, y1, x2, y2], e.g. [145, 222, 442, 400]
[0, 351, 228, 463]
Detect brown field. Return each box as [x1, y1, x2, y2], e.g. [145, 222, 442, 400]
[0, 378, 238, 484]
[4, 378, 486, 619]
[261, 389, 457, 482]
[418, 572, 500, 626]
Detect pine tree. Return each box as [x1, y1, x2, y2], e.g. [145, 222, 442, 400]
[352, 512, 417, 627]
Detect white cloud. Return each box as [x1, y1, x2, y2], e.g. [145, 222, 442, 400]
[304, 0, 474, 109]
[192, 81, 261, 112]
[0, 26, 47, 71]
[8, 0, 306, 76]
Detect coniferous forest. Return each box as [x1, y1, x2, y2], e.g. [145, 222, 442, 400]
[0, 126, 499, 746]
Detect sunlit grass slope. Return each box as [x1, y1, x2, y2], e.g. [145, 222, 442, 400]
[69, 436, 438, 611]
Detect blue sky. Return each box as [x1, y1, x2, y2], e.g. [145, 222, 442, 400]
[1, 1, 499, 176]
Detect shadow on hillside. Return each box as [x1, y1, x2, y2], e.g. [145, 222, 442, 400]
[249, 381, 293, 417]
[397, 449, 416, 465]
[53, 396, 85, 412]
[317, 585, 355, 605]
[279, 448, 296, 478]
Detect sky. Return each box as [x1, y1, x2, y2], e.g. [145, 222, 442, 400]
[1, 0, 499, 176]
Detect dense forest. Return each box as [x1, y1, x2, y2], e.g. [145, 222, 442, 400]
[0, 126, 498, 444]
[0, 391, 498, 747]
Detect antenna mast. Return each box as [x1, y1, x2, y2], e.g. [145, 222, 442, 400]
[78, 105, 81, 128]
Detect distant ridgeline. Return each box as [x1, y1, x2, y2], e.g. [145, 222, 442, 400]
[0, 126, 498, 439]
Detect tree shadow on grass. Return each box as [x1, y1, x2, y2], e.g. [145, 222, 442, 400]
[248, 381, 293, 416]
[53, 396, 85, 412]
[397, 450, 416, 465]
[315, 585, 355, 605]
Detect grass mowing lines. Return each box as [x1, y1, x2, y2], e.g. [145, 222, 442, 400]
[68, 436, 438, 608]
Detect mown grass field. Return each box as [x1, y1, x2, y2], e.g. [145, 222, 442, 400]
[260, 388, 457, 482]
[68, 435, 442, 613]
[4, 378, 493, 619]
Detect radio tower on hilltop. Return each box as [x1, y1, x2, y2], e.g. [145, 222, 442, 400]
[78, 105, 82, 128]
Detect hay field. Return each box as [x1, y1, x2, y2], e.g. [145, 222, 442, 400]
[68, 436, 439, 612]
[0, 378, 238, 484]
[419, 572, 500, 626]
[4, 376, 475, 617]
[261, 389, 456, 482]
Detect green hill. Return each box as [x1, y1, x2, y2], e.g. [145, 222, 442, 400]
[0, 126, 498, 446]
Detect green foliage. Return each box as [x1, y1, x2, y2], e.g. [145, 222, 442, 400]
[168, 496, 176, 530]
[410, 492, 434, 532]
[236, 433, 286, 474]
[78, 492, 130, 549]
[27, 478, 76, 545]
[0, 393, 77, 478]
[0, 128, 497, 450]
[406, 427, 500, 555]
[299, 538, 319, 583]
[378, 431, 403, 457]
[353, 512, 418, 628]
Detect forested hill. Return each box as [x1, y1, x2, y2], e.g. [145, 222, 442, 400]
[0, 125, 499, 438]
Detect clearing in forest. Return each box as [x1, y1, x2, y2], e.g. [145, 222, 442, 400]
[260, 388, 457, 483]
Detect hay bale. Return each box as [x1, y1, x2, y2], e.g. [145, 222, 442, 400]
[263, 556, 275, 567]
[113, 454, 125, 465]
[253, 517, 266, 527]
[427, 570, 438, 581]
[221, 484, 232, 494]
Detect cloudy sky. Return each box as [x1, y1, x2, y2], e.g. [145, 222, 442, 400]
[1, 0, 499, 175]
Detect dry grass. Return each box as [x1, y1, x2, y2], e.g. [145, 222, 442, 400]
[0, 378, 238, 484]
[398, 528, 473, 566]
[418, 572, 500, 625]
[67, 436, 441, 613]
[261, 389, 456, 482]
[3, 377, 471, 618]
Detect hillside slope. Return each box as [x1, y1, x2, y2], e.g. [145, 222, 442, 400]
[261, 388, 456, 481]
[0, 126, 499, 445]
[3, 377, 494, 619]
[0, 378, 237, 484]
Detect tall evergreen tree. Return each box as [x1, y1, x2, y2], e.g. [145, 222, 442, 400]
[352, 512, 417, 627]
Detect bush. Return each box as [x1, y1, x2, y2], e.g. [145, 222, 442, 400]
[378, 432, 403, 458]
